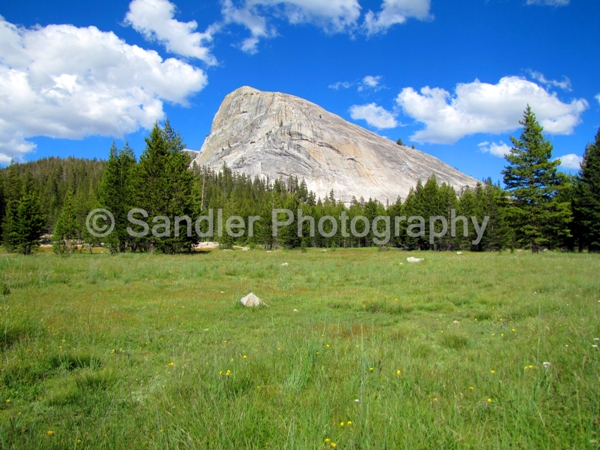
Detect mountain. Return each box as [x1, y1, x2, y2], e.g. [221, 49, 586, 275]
[191, 86, 478, 203]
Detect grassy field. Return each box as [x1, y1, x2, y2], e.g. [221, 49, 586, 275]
[0, 248, 599, 449]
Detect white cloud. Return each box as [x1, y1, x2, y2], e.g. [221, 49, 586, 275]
[526, 0, 570, 6]
[329, 75, 383, 91]
[478, 141, 511, 158]
[527, 70, 571, 91]
[0, 16, 207, 162]
[222, 0, 274, 54]
[328, 81, 353, 90]
[125, 0, 218, 65]
[364, 0, 432, 35]
[555, 154, 582, 170]
[358, 75, 383, 92]
[596, 94, 600, 106]
[362, 75, 380, 88]
[222, 0, 361, 53]
[349, 103, 398, 129]
[396, 76, 588, 144]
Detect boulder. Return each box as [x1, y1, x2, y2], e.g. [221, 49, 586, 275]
[407, 257, 424, 263]
[240, 292, 267, 307]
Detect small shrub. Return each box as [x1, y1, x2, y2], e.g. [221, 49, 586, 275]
[441, 333, 469, 350]
[0, 282, 10, 296]
[47, 353, 102, 371]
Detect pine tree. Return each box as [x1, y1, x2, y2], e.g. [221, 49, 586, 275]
[53, 189, 77, 254]
[0, 173, 5, 241]
[2, 162, 23, 251]
[2, 200, 20, 251]
[473, 182, 512, 252]
[502, 106, 572, 252]
[14, 191, 46, 255]
[132, 121, 200, 253]
[572, 127, 600, 251]
[98, 142, 136, 252]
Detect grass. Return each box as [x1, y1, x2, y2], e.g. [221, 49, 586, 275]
[0, 248, 599, 449]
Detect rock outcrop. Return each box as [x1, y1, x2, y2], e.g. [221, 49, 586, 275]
[192, 86, 478, 203]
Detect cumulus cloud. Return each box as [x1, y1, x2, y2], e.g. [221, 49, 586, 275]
[358, 75, 383, 91]
[222, 0, 361, 53]
[364, 0, 432, 35]
[527, 70, 571, 91]
[555, 154, 582, 170]
[349, 103, 398, 129]
[478, 141, 511, 158]
[0, 16, 207, 162]
[396, 76, 588, 144]
[526, 0, 570, 6]
[221, 0, 274, 54]
[125, 0, 218, 65]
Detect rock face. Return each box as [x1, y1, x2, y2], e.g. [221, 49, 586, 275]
[192, 86, 478, 203]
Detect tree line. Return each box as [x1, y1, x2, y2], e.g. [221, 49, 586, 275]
[1, 108, 599, 254]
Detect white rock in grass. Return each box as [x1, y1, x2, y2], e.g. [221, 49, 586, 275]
[293, 309, 299, 313]
[281, 262, 289, 267]
[240, 293, 267, 307]
[457, 251, 463, 255]
[407, 257, 424, 263]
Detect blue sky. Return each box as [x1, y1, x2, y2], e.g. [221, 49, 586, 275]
[1, 0, 599, 184]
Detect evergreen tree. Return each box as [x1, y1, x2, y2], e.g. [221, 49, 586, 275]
[53, 189, 78, 254]
[2, 200, 20, 251]
[98, 142, 136, 252]
[132, 121, 200, 253]
[502, 106, 572, 252]
[2, 162, 23, 251]
[0, 173, 5, 241]
[572, 127, 600, 251]
[12, 187, 46, 255]
[473, 182, 512, 252]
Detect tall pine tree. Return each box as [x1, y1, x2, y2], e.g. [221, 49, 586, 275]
[572, 127, 600, 252]
[53, 189, 78, 254]
[0, 173, 5, 241]
[132, 121, 200, 253]
[502, 106, 571, 252]
[98, 142, 136, 252]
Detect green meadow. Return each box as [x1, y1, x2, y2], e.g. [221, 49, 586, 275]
[0, 248, 599, 449]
